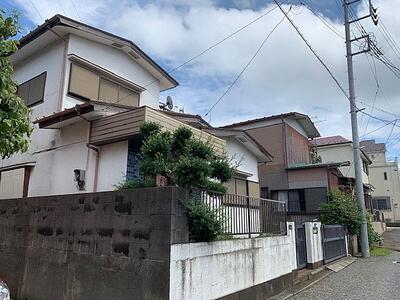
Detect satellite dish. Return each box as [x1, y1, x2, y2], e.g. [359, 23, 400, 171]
[166, 96, 174, 110]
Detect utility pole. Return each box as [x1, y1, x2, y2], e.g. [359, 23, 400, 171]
[343, 0, 379, 258]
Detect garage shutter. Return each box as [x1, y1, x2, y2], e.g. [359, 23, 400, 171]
[69, 64, 100, 100]
[0, 168, 25, 199]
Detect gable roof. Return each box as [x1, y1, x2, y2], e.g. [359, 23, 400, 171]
[312, 135, 351, 146]
[13, 14, 178, 91]
[220, 112, 320, 138]
[161, 110, 212, 129]
[205, 128, 273, 162]
[360, 140, 386, 154]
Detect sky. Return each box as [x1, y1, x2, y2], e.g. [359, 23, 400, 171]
[3, 0, 400, 160]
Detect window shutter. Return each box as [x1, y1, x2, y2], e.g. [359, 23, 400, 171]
[17, 82, 30, 105]
[236, 179, 247, 196]
[99, 78, 119, 103]
[69, 64, 100, 100]
[27, 72, 46, 106]
[225, 179, 236, 194]
[119, 85, 139, 107]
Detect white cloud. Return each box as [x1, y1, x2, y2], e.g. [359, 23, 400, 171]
[11, 0, 400, 158]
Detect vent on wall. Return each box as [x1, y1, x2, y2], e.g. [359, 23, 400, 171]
[237, 137, 248, 143]
[111, 42, 124, 48]
[128, 51, 140, 60]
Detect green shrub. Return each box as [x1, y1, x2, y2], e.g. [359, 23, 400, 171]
[114, 178, 155, 191]
[320, 190, 381, 246]
[200, 179, 227, 193]
[174, 157, 213, 187]
[185, 139, 214, 160]
[367, 212, 383, 245]
[138, 122, 236, 190]
[172, 127, 193, 156]
[210, 158, 236, 183]
[320, 190, 362, 235]
[140, 122, 162, 138]
[181, 199, 224, 242]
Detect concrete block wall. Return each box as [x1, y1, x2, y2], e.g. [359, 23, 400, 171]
[0, 187, 189, 300]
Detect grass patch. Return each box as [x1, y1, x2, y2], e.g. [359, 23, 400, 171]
[371, 247, 391, 257]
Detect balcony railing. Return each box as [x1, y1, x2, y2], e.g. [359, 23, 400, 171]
[189, 189, 287, 237]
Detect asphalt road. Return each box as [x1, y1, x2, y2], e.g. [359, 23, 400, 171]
[289, 228, 400, 300]
[383, 227, 400, 251]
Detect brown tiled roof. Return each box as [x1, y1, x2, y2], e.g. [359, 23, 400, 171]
[220, 112, 302, 128]
[219, 112, 320, 138]
[360, 140, 386, 153]
[312, 135, 351, 146]
[161, 110, 212, 129]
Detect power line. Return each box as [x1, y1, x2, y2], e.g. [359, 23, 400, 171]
[300, 1, 345, 39]
[102, 4, 280, 111]
[273, 0, 349, 99]
[204, 11, 288, 117]
[70, 0, 82, 21]
[385, 120, 397, 144]
[28, 0, 44, 20]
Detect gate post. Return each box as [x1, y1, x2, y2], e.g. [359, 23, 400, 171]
[304, 222, 323, 269]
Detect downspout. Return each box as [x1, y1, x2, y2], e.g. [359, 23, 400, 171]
[49, 28, 68, 111]
[86, 121, 100, 192]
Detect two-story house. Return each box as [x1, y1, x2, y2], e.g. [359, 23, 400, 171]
[220, 112, 345, 217]
[0, 15, 271, 200]
[312, 135, 373, 209]
[360, 140, 400, 222]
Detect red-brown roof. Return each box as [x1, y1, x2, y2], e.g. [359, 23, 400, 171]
[312, 135, 351, 146]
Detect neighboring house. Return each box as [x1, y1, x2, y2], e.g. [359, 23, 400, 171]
[0, 15, 226, 199]
[0, 15, 270, 200]
[312, 135, 373, 209]
[360, 140, 400, 222]
[160, 112, 274, 198]
[220, 112, 344, 215]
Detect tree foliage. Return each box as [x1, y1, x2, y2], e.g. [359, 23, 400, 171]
[0, 11, 32, 158]
[320, 190, 381, 245]
[320, 190, 362, 235]
[181, 199, 224, 242]
[139, 122, 236, 193]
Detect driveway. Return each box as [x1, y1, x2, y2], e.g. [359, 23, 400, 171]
[289, 251, 400, 300]
[383, 227, 400, 251]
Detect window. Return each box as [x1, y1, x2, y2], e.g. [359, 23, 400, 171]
[384, 172, 388, 180]
[17, 72, 47, 107]
[372, 198, 391, 210]
[68, 63, 139, 107]
[362, 161, 369, 175]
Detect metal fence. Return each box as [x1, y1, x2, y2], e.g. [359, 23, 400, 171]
[189, 189, 287, 237]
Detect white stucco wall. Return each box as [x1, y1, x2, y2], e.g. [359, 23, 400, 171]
[97, 140, 128, 192]
[169, 222, 296, 300]
[225, 137, 259, 182]
[369, 161, 400, 221]
[304, 222, 323, 264]
[317, 144, 369, 184]
[1, 33, 168, 199]
[63, 34, 161, 109]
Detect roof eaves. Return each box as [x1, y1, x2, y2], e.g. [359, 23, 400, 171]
[18, 14, 178, 89]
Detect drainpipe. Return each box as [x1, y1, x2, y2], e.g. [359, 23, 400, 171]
[86, 121, 100, 192]
[49, 28, 69, 112]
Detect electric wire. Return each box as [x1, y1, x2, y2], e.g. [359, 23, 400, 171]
[204, 11, 288, 117]
[101, 4, 280, 112]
